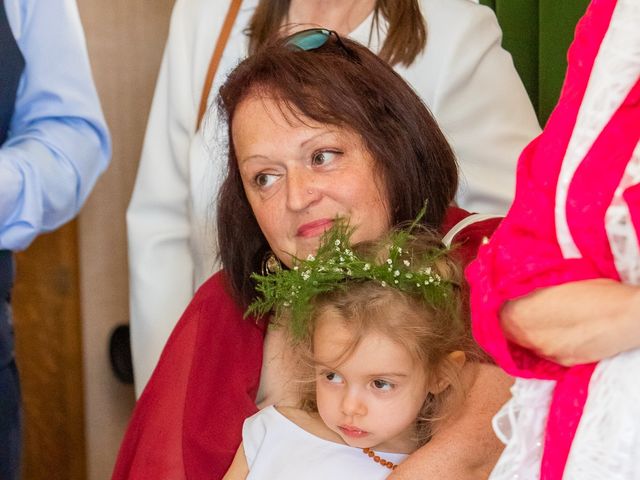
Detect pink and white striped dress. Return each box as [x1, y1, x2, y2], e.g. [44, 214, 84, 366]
[467, 0, 640, 478]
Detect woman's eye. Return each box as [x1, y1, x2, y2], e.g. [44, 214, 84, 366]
[254, 172, 278, 188]
[372, 379, 394, 391]
[311, 150, 339, 167]
[325, 372, 344, 384]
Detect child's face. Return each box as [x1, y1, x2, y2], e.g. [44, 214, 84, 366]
[313, 314, 430, 453]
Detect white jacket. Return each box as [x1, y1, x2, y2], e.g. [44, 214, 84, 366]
[127, 0, 541, 395]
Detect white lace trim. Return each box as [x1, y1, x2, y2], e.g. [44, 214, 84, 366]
[489, 379, 555, 480]
[563, 349, 640, 479]
[605, 141, 640, 285]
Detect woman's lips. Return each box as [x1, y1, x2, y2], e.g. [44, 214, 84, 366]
[339, 425, 369, 438]
[296, 218, 334, 238]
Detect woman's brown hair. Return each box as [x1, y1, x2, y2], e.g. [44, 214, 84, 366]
[247, 0, 427, 67]
[217, 34, 458, 307]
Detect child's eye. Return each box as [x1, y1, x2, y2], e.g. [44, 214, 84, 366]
[311, 150, 339, 167]
[325, 372, 344, 384]
[372, 379, 394, 391]
[254, 172, 278, 188]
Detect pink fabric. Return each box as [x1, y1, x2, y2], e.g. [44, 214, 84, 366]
[467, 0, 640, 478]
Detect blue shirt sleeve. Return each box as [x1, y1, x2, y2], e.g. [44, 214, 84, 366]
[0, 0, 111, 250]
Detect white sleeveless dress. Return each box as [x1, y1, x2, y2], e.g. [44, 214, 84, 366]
[242, 406, 408, 479]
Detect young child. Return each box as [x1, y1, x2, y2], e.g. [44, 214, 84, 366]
[223, 223, 475, 479]
[467, 0, 640, 478]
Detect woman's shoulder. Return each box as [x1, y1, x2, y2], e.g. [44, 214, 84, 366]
[401, 0, 506, 98]
[413, 0, 503, 69]
[168, 0, 258, 54]
[188, 270, 267, 332]
[171, 0, 255, 25]
[411, 0, 503, 73]
[177, 0, 260, 27]
[191, 270, 234, 304]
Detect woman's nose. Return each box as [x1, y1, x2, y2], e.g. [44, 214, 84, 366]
[285, 168, 321, 211]
[341, 389, 367, 417]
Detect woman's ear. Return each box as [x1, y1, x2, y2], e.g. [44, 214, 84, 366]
[427, 350, 466, 395]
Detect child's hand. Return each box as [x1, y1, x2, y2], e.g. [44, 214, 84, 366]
[501, 279, 640, 366]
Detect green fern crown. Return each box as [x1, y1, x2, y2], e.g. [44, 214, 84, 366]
[246, 216, 454, 339]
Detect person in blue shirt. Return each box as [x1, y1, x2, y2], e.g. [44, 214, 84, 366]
[0, 0, 110, 478]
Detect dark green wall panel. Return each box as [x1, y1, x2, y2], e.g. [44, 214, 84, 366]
[478, 0, 590, 125]
[495, 1, 539, 116]
[538, 0, 590, 124]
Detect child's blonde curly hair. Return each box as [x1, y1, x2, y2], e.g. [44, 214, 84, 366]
[279, 228, 481, 447]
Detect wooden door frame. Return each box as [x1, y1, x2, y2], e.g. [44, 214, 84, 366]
[14, 223, 85, 480]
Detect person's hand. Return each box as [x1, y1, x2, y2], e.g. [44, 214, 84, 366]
[501, 279, 640, 366]
[388, 364, 512, 479]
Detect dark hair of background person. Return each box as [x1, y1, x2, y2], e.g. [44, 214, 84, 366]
[217, 35, 458, 308]
[247, 0, 427, 67]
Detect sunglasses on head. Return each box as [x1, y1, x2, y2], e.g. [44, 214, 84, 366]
[284, 28, 359, 61]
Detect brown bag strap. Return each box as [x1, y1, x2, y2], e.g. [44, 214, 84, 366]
[196, 0, 243, 131]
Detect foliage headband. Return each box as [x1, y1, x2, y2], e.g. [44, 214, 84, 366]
[246, 212, 455, 339]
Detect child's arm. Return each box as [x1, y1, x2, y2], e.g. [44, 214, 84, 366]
[222, 443, 249, 480]
[501, 279, 640, 367]
[388, 363, 513, 479]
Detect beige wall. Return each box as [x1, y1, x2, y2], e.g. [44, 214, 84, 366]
[76, 1, 174, 478]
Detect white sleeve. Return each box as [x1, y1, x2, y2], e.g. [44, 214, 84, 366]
[127, 0, 247, 396]
[126, 0, 200, 396]
[0, 0, 110, 250]
[242, 409, 269, 468]
[413, 0, 541, 215]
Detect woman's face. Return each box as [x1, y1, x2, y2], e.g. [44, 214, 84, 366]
[233, 94, 391, 267]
